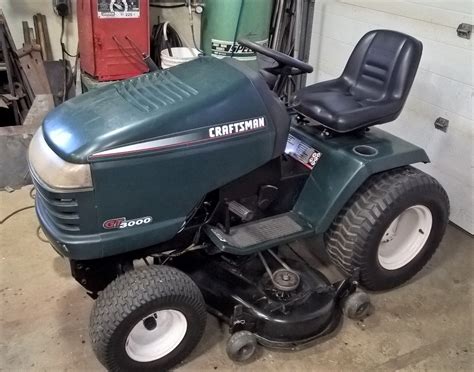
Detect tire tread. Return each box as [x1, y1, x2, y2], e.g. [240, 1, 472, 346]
[90, 265, 206, 371]
[324, 166, 449, 290]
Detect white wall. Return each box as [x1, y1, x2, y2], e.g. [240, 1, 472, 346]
[0, 0, 79, 62]
[307, 0, 474, 233]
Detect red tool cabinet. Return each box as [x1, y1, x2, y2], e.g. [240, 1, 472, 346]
[77, 0, 149, 81]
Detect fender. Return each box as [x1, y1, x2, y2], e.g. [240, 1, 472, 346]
[291, 126, 430, 234]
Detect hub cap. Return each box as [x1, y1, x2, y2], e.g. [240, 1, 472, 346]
[125, 310, 187, 362]
[378, 205, 433, 270]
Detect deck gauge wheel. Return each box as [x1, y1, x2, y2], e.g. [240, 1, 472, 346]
[342, 291, 371, 320]
[226, 331, 257, 362]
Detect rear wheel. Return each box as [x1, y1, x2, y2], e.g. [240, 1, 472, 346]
[90, 265, 206, 371]
[325, 166, 449, 291]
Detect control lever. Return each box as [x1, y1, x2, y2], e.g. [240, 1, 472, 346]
[228, 201, 255, 222]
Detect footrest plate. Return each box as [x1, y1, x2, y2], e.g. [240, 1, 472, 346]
[205, 212, 313, 254]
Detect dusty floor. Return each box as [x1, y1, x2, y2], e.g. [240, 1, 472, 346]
[1, 186, 473, 371]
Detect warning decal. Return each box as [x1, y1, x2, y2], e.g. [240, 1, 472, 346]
[98, 0, 140, 19]
[285, 134, 322, 169]
[211, 39, 268, 61]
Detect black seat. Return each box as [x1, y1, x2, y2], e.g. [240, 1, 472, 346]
[294, 30, 423, 133]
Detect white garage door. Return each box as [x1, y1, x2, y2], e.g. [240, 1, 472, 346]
[307, 0, 474, 233]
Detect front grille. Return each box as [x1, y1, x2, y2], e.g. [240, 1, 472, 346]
[32, 177, 81, 233]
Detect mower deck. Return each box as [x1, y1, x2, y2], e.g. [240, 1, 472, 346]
[175, 250, 342, 346]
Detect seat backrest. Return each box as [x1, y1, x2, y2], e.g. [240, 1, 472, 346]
[343, 30, 423, 102]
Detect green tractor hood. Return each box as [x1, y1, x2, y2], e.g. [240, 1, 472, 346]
[42, 57, 287, 164]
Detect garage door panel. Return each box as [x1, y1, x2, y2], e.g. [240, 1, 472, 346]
[317, 1, 472, 50]
[411, 70, 473, 120]
[340, 0, 473, 28]
[383, 109, 473, 186]
[420, 39, 473, 85]
[407, 0, 473, 15]
[415, 163, 474, 233]
[381, 104, 474, 232]
[310, 33, 351, 75]
[379, 102, 473, 233]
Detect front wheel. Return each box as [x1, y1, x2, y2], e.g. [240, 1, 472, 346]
[325, 166, 449, 291]
[90, 265, 207, 372]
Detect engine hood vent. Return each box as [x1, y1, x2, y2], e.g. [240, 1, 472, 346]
[115, 71, 198, 113]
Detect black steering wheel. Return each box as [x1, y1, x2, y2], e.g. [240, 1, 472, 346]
[238, 39, 313, 75]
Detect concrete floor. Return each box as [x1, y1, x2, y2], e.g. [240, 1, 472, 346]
[1, 186, 473, 371]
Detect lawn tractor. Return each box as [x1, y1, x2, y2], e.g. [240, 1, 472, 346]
[29, 30, 449, 371]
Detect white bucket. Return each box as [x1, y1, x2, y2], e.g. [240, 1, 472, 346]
[161, 47, 199, 69]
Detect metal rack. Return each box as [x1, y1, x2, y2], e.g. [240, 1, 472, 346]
[0, 11, 35, 126]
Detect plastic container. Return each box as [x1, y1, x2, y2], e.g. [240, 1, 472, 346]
[160, 48, 199, 69]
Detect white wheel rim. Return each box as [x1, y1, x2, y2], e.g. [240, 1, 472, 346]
[378, 205, 433, 270]
[125, 309, 187, 362]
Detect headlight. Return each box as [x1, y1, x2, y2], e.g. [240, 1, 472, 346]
[28, 129, 93, 190]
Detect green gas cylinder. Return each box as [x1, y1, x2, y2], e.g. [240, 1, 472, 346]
[201, 0, 274, 67]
